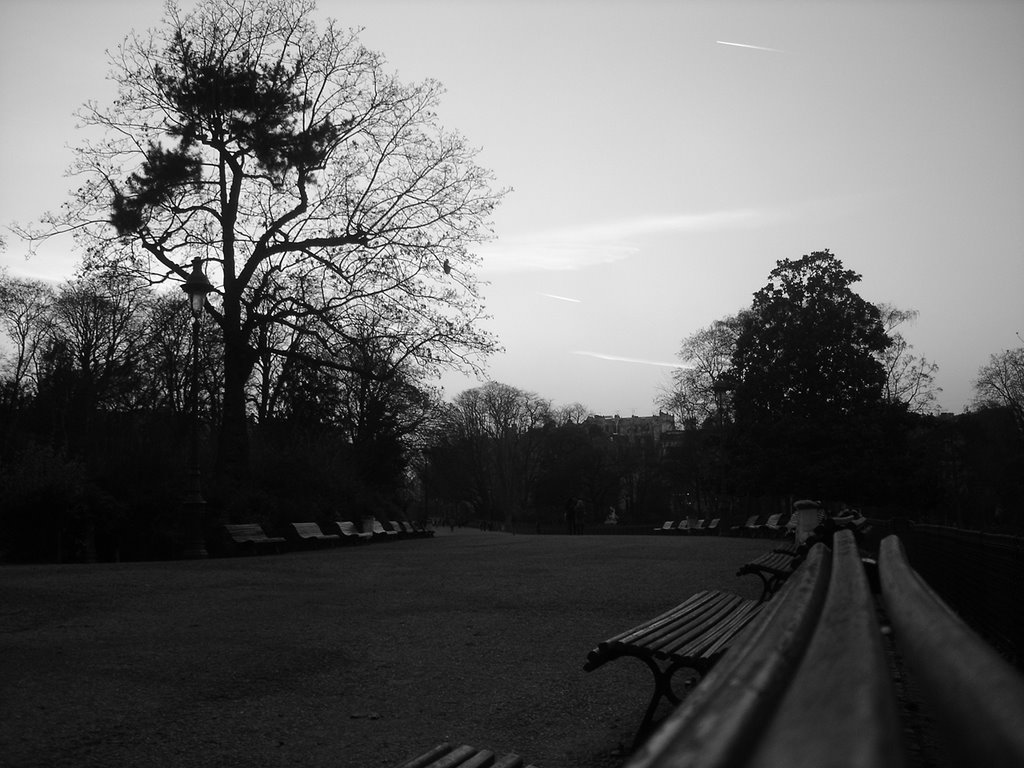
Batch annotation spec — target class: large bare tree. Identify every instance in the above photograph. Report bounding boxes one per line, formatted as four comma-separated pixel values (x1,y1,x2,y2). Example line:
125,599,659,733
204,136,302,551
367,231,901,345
657,313,744,428
974,347,1024,437
23,0,504,489
876,304,941,415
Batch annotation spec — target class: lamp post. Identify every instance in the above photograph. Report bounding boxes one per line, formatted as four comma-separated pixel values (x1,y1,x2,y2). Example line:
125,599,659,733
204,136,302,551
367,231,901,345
711,374,735,517
181,257,214,559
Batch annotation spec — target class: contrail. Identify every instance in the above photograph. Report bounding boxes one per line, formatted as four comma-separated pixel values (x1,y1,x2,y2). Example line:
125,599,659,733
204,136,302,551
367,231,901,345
540,293,582,303
716,40,786,53
573,351,691,369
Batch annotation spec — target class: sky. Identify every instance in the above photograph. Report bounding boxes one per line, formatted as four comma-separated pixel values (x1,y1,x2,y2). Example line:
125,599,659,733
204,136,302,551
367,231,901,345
2,0,1023,417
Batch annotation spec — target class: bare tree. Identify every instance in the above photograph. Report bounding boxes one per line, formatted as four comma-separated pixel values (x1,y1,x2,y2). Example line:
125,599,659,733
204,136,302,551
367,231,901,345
876,304,942,414
22,0,504,489
437,382,552,528
974,347,1024,435
47,274,150,414
0,271,55,404
658,313,744,427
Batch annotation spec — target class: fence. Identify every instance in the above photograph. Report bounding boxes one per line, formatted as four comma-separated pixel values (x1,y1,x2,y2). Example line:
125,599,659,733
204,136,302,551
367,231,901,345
901,523,1024,666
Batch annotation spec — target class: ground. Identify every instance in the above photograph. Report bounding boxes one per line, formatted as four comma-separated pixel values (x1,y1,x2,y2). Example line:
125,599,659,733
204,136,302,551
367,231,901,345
0,528,946,767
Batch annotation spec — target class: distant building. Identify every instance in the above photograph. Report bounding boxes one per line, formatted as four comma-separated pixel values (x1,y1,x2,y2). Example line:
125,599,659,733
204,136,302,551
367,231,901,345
584,412,676,441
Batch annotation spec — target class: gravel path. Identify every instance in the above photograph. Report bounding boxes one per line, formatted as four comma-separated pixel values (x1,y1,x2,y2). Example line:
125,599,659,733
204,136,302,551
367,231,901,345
0,529,774,768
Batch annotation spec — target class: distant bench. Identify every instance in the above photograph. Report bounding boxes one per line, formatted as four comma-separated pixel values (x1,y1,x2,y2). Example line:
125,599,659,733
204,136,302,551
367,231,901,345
622,530,1024,768
735,549,803,601
222,523,286,555
286,522,340,548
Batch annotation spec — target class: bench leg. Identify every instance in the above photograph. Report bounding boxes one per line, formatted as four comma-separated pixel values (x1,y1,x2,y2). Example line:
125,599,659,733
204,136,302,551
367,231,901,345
631,656,703,748
741,570,782,602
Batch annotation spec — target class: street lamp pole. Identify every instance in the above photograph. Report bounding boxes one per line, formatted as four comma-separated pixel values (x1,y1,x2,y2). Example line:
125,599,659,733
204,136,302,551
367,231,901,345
181,257,213,559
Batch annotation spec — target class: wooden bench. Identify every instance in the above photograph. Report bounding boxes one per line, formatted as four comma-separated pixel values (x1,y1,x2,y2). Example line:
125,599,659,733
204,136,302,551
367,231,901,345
333,520,372,543
393,742,538,768
222,523,287,554
625,531,897,767
735,549,801,601
371,518,399,540
728,515,759,537
622,529,1024,768
412,521,436,537
286,522,340,547
755,512,785,537
583,589,765,745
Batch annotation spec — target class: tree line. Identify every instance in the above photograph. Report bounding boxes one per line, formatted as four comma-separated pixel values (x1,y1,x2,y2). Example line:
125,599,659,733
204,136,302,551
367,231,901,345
3,249,1021,561
655,250,1024,530
2,0,502,561
3,0,1021,560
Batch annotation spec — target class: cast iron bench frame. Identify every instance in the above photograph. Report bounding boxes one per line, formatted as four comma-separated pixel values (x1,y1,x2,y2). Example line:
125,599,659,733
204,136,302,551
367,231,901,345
736,550,800,601
583,589,765,746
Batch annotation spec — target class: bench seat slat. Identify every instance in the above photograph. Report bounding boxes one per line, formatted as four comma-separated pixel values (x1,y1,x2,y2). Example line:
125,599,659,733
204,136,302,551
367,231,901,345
605,591,720,646
625,592,742,651
644,594,754,657
586,591,759,669
393,743,530,768
677,601,765,659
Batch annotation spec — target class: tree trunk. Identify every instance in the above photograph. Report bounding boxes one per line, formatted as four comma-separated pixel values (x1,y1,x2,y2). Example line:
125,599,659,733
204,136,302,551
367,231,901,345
217,323,254,502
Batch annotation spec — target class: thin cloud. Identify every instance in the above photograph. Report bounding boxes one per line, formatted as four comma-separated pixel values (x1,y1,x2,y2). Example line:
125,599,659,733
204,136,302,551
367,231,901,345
480,208,775,273
573,350,692,370
540,292,582,303
716,40,787,53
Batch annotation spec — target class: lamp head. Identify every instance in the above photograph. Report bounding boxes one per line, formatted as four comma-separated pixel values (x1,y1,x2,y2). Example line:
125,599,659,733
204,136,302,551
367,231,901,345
181,257,213,317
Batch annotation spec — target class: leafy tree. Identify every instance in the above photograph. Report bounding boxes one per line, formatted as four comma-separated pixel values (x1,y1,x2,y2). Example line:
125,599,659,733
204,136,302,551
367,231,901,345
730,250,892,497
26,0,504,492
732,250,890,424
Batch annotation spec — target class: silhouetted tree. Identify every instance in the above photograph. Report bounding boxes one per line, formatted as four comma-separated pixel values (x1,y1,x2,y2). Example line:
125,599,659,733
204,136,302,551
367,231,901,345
431,382,552,528
733,251,890,423
658,313,745,427
876,303,941,414
730,251,892,497
0,272,53,407
26,0,503,493
974,347,1024,439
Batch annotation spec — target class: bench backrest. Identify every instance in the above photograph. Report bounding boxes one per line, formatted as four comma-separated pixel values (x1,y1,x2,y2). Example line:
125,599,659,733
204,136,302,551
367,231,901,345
291,522,325,536
336,521,363,536
880,535,1024,768
224,523,268,539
